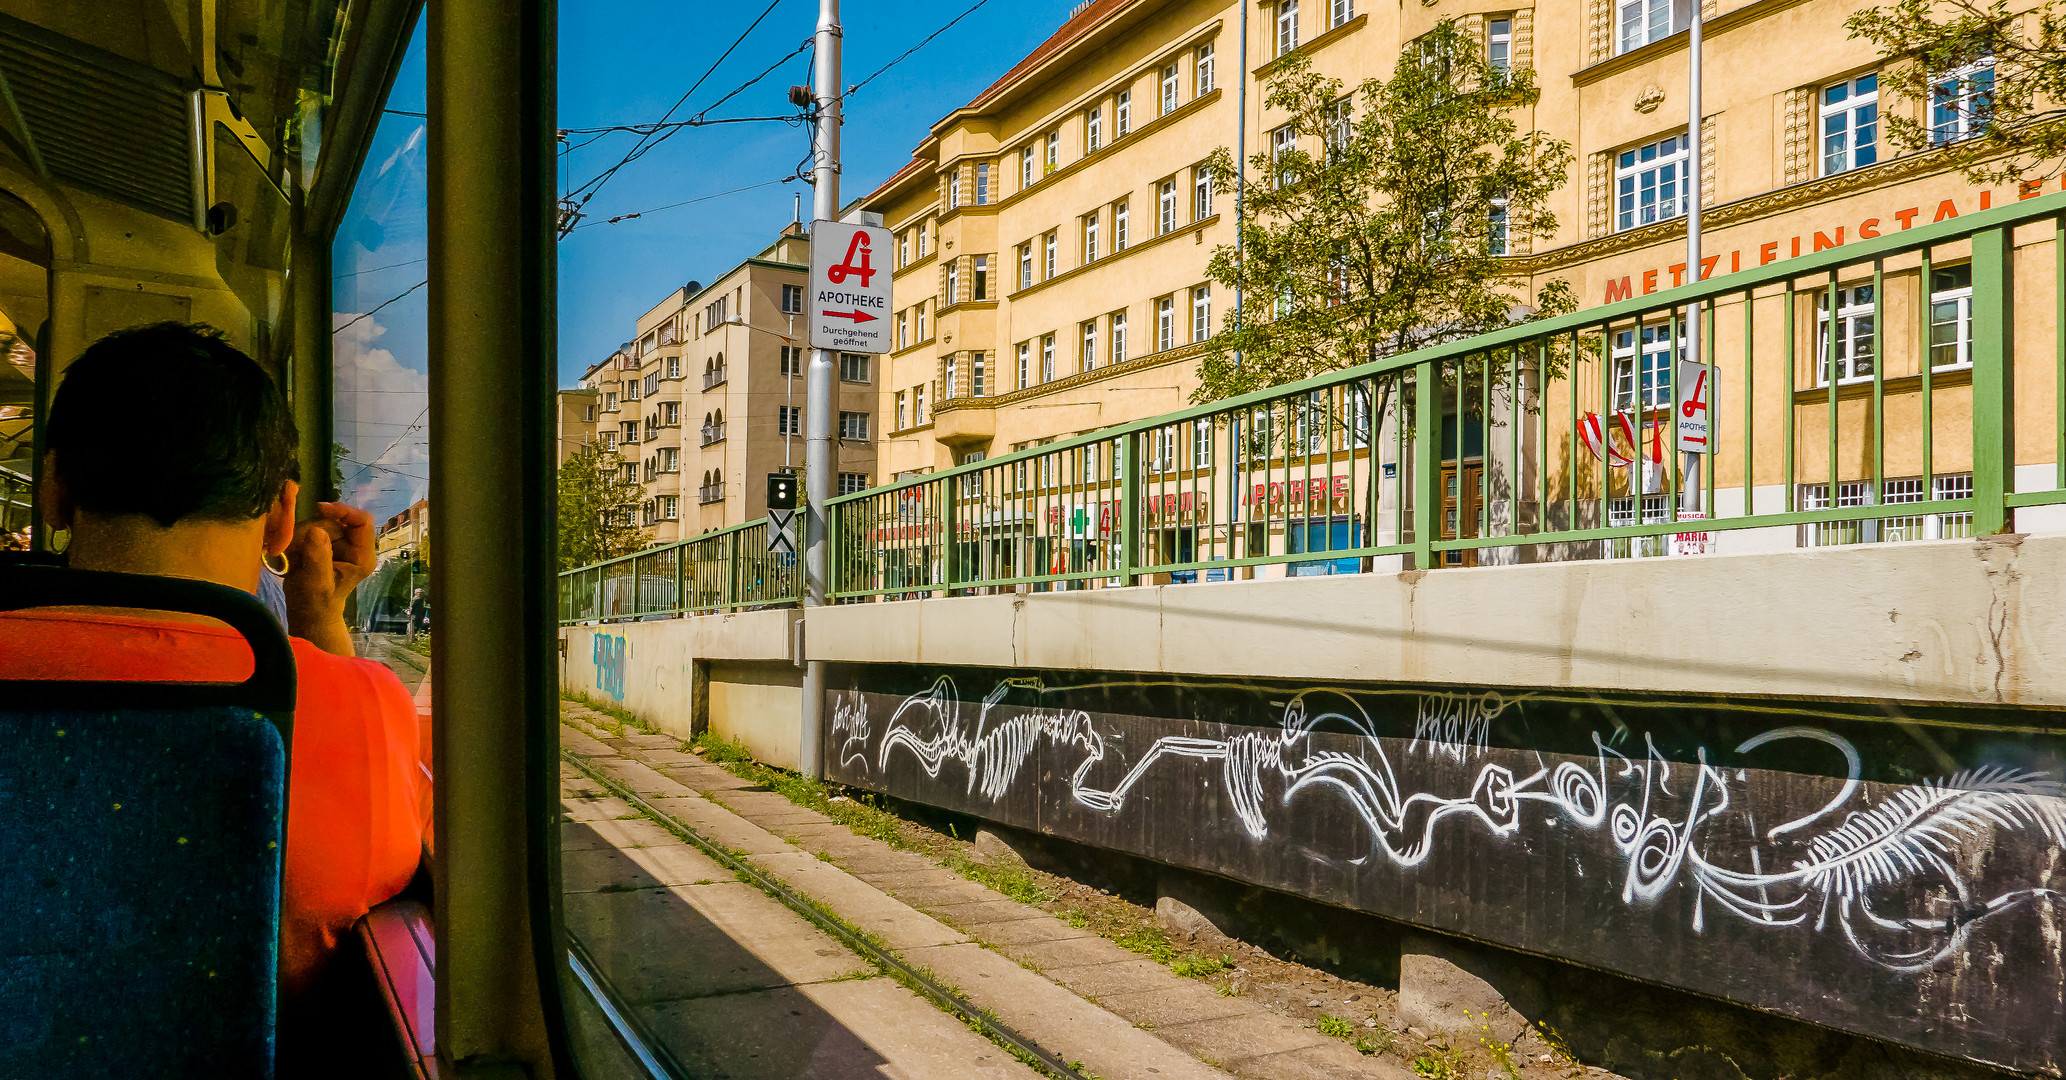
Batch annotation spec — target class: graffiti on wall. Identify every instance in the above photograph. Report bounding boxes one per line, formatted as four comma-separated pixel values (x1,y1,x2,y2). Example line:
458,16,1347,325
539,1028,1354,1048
824,668,2066,1075
593,634,626,700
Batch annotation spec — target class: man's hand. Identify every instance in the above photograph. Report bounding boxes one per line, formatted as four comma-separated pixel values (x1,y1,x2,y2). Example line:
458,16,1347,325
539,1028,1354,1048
283,501,376,657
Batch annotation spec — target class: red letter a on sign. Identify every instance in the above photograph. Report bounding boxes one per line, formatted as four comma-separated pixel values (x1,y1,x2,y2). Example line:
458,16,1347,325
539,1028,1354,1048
828,233,876,287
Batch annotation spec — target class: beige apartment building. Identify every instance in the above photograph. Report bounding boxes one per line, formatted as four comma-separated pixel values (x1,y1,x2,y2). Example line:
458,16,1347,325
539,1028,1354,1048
560,227,879,546
863,0,2062,558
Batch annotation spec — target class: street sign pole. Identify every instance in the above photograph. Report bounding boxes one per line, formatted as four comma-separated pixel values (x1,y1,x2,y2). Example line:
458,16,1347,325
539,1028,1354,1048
800,0,841,780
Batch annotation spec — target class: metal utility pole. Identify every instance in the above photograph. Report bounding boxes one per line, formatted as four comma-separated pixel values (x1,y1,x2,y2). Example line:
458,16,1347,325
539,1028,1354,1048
799,0,841,779
1683,2,1704,513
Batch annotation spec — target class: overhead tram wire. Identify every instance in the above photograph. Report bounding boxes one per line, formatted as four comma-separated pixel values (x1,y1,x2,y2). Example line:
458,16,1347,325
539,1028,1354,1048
567,178,797,232
558,0,793,234
332,279,427,335
838,0,996,103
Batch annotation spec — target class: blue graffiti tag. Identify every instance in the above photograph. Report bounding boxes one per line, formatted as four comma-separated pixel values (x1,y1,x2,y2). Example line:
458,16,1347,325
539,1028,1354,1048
593,634,626,700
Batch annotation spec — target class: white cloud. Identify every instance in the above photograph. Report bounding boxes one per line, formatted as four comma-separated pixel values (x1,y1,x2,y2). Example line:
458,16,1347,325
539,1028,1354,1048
332,312,429,523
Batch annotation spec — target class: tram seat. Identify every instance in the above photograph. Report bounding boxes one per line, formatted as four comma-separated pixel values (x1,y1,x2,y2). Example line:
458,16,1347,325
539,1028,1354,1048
0,564,296,1079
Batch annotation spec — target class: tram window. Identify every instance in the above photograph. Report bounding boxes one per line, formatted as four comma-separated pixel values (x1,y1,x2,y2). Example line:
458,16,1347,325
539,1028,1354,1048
0,191,50,550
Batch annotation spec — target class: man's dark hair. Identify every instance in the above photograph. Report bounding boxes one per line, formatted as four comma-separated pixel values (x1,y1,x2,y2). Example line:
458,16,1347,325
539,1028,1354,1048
47,322,300,526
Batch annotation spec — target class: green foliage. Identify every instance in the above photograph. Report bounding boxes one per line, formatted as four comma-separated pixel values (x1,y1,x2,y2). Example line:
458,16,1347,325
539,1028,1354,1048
1847,0,2066,184
1194,21,1575,405
1477,1011,1523,1079
1354,1029,1397,1056
1317,1014,1356,1039
557,443,646,570
691,732,755,765
1170,952,1234,978
330,441,349,500
1410,1040,1468,1079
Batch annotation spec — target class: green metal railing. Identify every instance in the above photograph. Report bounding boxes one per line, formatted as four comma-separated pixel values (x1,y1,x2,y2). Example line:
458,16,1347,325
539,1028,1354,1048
561,190,2066,621
558,516,799,623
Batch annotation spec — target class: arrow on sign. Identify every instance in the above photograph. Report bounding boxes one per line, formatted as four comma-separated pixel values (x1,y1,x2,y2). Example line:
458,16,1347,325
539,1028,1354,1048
819,309,877,324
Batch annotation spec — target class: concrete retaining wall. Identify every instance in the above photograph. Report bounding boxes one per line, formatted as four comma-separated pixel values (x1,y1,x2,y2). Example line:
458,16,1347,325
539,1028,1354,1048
560,609,803,768
805,533,2066,707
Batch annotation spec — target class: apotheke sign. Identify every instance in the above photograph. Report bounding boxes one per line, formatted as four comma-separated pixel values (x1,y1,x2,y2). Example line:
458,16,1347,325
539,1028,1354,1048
808,219,893,354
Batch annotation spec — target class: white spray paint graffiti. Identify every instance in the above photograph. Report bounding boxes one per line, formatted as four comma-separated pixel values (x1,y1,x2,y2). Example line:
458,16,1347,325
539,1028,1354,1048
841,677,2066,972
1408,690,1505,763
830,688,871,768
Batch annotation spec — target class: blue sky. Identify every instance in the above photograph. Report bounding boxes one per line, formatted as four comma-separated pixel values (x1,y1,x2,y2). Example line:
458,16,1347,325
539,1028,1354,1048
557,0,1080,384
330,1,1076,522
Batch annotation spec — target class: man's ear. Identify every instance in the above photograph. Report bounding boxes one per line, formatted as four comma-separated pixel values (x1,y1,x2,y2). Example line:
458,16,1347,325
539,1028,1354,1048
38,451,72,530
264,480,300,555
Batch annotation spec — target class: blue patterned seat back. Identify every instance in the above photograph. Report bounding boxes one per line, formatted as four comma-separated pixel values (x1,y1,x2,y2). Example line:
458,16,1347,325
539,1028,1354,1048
1,565,297,1079
0,705,286,1077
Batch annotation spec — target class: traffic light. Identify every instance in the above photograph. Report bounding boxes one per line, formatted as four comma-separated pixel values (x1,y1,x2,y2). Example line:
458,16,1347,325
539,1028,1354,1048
767,472,798,510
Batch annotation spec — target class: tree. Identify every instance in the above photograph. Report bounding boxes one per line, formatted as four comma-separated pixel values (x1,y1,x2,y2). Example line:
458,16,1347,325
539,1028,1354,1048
1847,0,2066,185
557,445,645,569
1193,21,1576,406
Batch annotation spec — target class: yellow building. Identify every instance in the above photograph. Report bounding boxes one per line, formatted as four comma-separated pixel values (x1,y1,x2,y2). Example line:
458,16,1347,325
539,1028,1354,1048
561,227,880,547
861,0,2062,571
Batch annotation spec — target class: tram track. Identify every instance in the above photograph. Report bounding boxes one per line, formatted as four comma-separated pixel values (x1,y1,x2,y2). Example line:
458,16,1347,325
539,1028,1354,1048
560,748,1094,1080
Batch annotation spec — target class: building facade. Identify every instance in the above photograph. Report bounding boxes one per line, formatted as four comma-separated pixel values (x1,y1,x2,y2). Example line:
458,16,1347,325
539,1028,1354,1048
862,0,2062,567
560,227,880,547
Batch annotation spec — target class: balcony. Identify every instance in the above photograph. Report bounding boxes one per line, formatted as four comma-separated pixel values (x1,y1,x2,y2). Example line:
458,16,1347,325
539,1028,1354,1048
698,482,725,504
704,368,727,390
701,423,726,446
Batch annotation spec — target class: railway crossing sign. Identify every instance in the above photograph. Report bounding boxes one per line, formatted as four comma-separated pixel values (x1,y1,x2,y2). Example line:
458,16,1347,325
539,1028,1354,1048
807,219,893,354
766,509,797,555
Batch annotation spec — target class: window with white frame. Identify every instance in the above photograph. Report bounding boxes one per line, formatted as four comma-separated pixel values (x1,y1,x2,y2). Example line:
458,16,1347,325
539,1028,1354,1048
1191,422,1213,469
1158,180,1177,234
1815,283,1876,385
898,231,910,267
1157,297,1175,351
1931,59,1994,144
1114,200,1130,250
915,384,926,422
894,390,907,430
896,311,908,349
946,260,960,304
943,357,958,399
974,163,990,204
660,447,679,471
1043,231,1057,278
840,352,870,382
1487,197,1509,255
1820,73,1879,176
917,221,929,256
1277,0,1300,55
778,405,800,436
661,401,679,425
1044,131,1060,171
1615,133,1689,231
1487,16,1512,71
1192,286,1211,342
1021,145,1036,187
1085,106,1102,152
839,473,869,494
1018,243,1033,290
972,353,986,396
1618,0,1670,54
948,170,962,209
1929,264,1973,370
1115,90,1132,136
1323,99,1352,162
1041,334,1056,382
1610,323,1678,411
1196,43,1215,95
659,495,678,519
1161,63,1181,114
1193,167,1213,220
1332,0,1354,29
839,412,869,440
972,254,989,300
666,357,681,378
1272,124,1297,186
1081,320,1098,371
1150,426,1177,472
1017,342,1031,388
1083,213,1100,262
915,303,927,340
1111,311,1128,364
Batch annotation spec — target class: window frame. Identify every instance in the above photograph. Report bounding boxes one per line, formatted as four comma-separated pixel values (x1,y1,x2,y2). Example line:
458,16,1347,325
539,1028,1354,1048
1814,283,1877,386
1160,63,1181,114
1928,263,1974,372
1196,43,1216,95
1614,132,1689,232
1930,57,1995,144
1819,72,1880,177
1277,0,1300,56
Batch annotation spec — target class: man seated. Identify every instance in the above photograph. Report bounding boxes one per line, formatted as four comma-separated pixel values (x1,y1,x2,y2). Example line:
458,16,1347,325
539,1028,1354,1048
0,322,429,998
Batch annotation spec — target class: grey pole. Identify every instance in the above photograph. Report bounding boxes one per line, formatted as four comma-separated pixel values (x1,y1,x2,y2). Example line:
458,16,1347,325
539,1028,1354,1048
799,0,841,779
1684,0,1703,513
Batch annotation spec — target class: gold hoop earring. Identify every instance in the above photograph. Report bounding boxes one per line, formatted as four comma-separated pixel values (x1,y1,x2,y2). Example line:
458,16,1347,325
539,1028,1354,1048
263,551,290,579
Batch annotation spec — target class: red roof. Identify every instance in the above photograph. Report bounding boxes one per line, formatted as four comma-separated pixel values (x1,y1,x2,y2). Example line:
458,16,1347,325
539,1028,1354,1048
864,0,1137,205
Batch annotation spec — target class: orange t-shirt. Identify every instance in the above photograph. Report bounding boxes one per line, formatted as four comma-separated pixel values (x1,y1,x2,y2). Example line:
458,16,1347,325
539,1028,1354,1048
0,610,430,994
